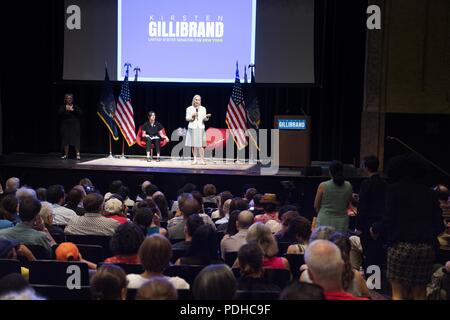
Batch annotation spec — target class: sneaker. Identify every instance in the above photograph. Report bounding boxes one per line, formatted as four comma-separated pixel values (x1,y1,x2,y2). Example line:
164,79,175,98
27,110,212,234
147,157,152,162
156,157,160,162
61,155,68,160
191,159,197,165
200,160,206,165
76,155,81,160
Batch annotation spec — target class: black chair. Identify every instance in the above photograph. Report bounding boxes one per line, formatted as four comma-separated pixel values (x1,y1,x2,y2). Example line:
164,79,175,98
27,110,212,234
0,259,21,278
231,267,241,279
26,244,52,260
65,235,112,257
264,268,292,289
32,284,91,300
76,244,104,263
50,233,66,244
164,265,204,285
29,260,90,286
171,248,188,264
277,242,292,256
234,290,280,300
177,289,193,300
284,254,305,280
98,262,144,274
170,238,184,245
224,252,238,267
53,224,66,231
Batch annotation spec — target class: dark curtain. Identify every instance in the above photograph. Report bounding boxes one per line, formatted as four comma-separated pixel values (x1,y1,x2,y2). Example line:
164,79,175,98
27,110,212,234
1,0,367,164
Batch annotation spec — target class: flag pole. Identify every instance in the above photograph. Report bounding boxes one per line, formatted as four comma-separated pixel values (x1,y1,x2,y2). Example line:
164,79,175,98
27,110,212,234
108,134,113,158
120,139,126,159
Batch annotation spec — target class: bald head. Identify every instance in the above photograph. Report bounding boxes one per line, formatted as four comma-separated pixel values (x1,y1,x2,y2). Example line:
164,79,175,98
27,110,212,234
305,240,343,289
238,210,254,229
180,198,200,218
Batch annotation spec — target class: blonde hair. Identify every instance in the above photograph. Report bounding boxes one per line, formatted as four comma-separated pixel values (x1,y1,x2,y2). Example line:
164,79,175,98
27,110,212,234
192,95,201,106
38,201,54,225
246,222,279,258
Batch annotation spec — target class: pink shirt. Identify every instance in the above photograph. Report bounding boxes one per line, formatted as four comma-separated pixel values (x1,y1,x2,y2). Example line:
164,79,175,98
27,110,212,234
263,256,285,269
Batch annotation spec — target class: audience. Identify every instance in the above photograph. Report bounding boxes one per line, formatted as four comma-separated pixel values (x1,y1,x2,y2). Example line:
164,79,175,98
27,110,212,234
193,264,236,300
91,264,128,300
211,191,233,219
286,217,312,254
65,193,119,236
104,222,144,264
221,210,253,259
304,240,368,300
279,282,325,300
203,184,219,207
38,201,64,237
0,194,20,225
168,197,200,240
0,238,35,279
127,234,189,290
152,191,171,221
103,197,128,224
36,188,47,201
245,223,290,270
64,188,86,216
254,193,280,224
172,214,204,252
135,277,178,300
15,187,37,202
275,211,302,243
314,160,353,233
4,177,20,195
55,242,97,269
249,193,264,216
47,185,77,225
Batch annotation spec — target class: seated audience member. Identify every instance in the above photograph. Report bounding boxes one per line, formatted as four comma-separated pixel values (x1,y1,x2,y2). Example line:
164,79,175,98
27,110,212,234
127,234,189,290
36,188,47,202
64,188,86,216
0,273,30,297
104,180,123,201
135,277,178,300
193,264,236,300
133,207,155,236
0,210,13,230
104,222,145,264
79,178,95,194
217,198,249,230
279,282,325,300
167,193,191,230
65,193,119,236
192,190,206,214
244,188,258,206
169,184,197,214
152,191,172,222
47,185,77,225
133,198,167,236
135,180,151,202
55,242,97,270
220,210,239,237
221,210,253,259
15,187,37,203
214,198,232,226
245,223,289,270
0,198,54,255
176,224,222,266
275,211,301,243
202,184,219,208
91,264,128,300
4,177,20,195
249,193,265,216
211,191,233,219
103,197,128,225
286,217,312,254
172,214,204,252
304,240,368,300
275,205,300,237
117,185,135,209
38,201,64,237
0,238,36,279
0,194,20,225
144,183,159,199
254,194,280,224
236,243,281,292
168,197,200,240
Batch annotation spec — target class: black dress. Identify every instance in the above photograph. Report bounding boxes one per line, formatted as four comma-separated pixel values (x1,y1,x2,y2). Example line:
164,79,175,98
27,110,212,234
58,104,82,149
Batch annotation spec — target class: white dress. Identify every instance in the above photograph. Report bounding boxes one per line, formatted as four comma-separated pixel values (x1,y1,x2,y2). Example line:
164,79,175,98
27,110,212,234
185,105,207,147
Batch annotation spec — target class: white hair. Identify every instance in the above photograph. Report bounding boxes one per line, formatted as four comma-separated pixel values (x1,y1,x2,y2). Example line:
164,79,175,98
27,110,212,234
305,240,343,282
5,177,20,191
38,201,54,225
192,94,201,105
15,187,37,202
0,288,45,300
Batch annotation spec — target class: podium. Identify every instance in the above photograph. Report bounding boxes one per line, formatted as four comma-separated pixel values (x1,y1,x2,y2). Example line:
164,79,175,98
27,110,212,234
274,115,311,167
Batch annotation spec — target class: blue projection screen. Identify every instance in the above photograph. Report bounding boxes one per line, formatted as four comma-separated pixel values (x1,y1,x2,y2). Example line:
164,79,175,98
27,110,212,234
118,0,256,83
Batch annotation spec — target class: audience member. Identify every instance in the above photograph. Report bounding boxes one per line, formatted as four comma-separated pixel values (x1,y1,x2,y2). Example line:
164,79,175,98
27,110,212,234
103,197,128,224
104,222,144,264
254,194,280,224
55,242,97,270
193,264,236,300
91,264,128,300
135,277,178,300
172,214,204,252
36,188,47,201
221,210,253,259
47,185,77,225
211,191,233,219
279,282,325,300
0,194,20,225
286,217,312,254
38,201,64,236
64,188,86,216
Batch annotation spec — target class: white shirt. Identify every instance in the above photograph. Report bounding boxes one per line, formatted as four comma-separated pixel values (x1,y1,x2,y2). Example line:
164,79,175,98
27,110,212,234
52,204,77,225
126,274,190,290
185,105,207,129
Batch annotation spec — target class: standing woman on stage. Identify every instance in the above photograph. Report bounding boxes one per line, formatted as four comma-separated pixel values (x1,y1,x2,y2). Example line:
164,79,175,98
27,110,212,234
58,93,82,160
185,95,211,165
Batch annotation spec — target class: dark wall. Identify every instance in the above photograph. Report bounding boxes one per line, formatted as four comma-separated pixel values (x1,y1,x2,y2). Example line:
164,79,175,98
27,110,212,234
0,0,368,164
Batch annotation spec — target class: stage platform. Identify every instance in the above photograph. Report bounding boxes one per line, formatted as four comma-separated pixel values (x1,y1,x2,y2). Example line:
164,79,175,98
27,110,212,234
0,153,365,219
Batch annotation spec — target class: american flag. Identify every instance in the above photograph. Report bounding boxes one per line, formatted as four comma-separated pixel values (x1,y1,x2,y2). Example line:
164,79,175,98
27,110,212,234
226,63,248,150
114,70,136,146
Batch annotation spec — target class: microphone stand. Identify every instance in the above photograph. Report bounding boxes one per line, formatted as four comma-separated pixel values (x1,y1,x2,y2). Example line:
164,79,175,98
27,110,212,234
387,136,450,178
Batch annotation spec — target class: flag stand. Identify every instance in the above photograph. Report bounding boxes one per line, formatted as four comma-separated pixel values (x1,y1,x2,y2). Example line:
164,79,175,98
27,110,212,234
107,134,114,158
120,139,126,159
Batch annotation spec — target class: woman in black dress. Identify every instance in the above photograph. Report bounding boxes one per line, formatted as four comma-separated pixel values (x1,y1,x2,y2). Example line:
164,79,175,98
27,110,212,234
59,93,82,159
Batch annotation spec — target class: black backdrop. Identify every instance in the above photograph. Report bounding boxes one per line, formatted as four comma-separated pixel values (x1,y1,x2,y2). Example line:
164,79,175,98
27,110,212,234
0,0,367,164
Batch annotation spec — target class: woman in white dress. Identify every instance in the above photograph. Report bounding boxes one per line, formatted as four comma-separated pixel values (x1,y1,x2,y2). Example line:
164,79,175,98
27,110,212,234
185,95,211,164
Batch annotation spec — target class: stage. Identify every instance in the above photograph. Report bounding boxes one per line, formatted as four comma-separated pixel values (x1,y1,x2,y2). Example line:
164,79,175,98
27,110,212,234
0,153,364,220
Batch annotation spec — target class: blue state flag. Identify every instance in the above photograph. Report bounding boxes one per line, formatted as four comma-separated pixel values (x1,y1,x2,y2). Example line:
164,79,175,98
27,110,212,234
97,68,119,140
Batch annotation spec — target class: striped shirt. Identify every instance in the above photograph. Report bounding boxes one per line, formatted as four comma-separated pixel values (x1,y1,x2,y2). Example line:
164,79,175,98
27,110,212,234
64,212,119,236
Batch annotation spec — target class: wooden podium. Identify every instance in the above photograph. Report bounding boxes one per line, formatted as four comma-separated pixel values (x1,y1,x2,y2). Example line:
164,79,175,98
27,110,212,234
274,115,311,167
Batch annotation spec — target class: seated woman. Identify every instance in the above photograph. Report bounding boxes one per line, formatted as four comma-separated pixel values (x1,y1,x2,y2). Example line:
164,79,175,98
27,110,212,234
104,222,144,264
286,217,312,254
236,243,281,292
135,277,178,300
141,110,169,162
126,234,190,290
176,224,222,266
91,264,128,300
132,199,167,236
193,264,236,300
244,222,290,270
